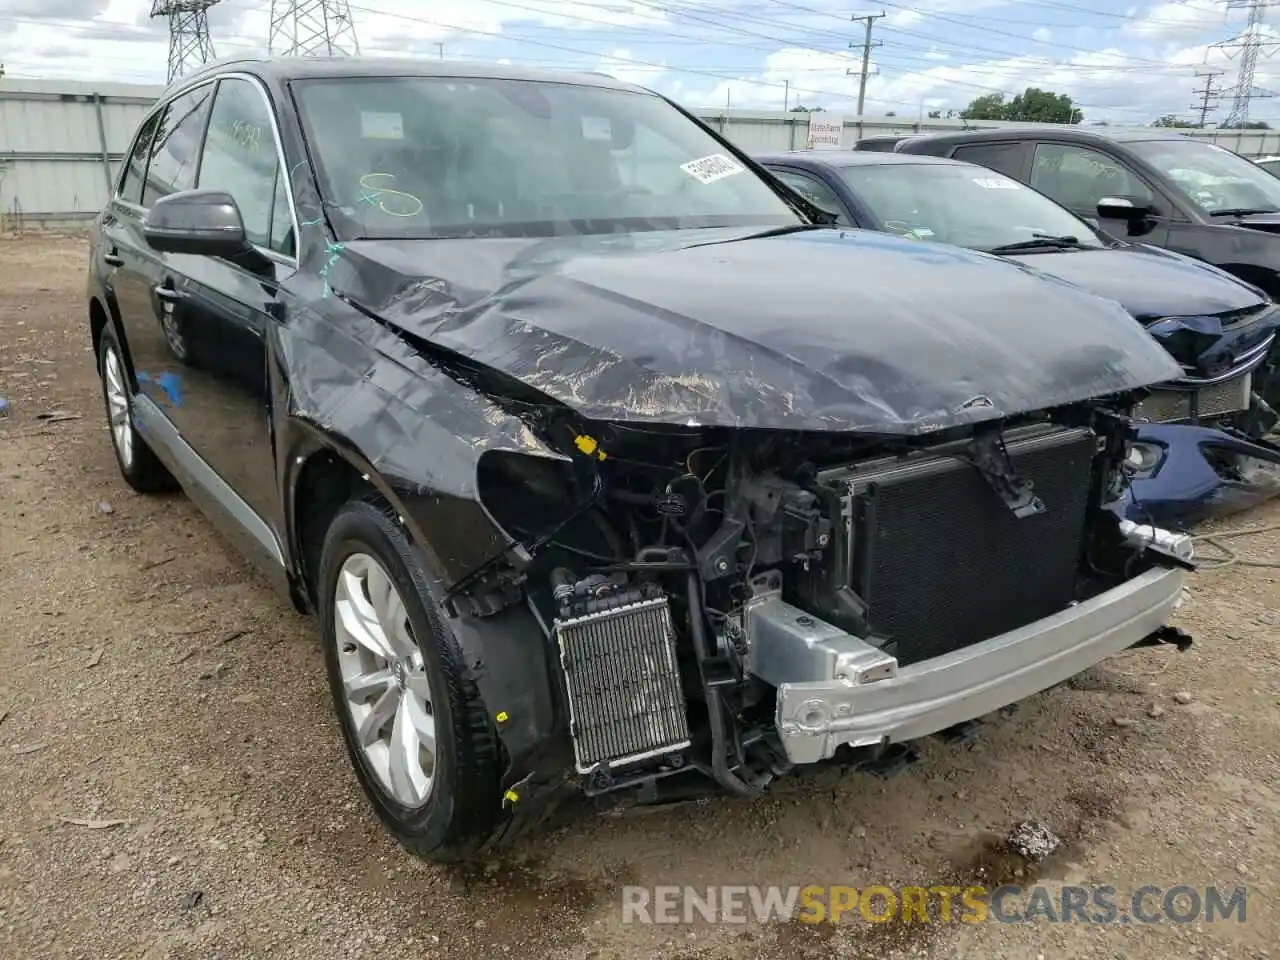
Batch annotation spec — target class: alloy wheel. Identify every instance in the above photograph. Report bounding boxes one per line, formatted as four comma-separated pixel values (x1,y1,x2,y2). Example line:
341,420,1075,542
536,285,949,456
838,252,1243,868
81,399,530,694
103,345,134,469
334,552,438,807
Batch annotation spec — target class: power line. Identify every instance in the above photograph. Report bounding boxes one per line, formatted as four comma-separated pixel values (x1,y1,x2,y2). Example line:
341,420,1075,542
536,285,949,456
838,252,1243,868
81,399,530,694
1192,67,1226,125
849,12,884,116
150,0,220,83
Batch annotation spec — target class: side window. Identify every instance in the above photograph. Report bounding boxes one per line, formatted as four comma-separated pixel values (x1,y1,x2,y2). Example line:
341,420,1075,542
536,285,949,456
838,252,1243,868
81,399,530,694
198,77,289,253
1030,143,1153,211
951,142,1027,180
141,85,215,208
770,169,847,221
119,111,161,204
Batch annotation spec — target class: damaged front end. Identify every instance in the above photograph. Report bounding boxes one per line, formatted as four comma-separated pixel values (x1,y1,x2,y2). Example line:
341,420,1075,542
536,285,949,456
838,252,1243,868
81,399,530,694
453,398,1193,812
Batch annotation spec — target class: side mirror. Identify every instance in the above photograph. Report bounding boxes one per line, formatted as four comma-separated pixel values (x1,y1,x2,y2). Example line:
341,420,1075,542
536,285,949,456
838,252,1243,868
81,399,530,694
1096,195,1154,222
143,190,252,258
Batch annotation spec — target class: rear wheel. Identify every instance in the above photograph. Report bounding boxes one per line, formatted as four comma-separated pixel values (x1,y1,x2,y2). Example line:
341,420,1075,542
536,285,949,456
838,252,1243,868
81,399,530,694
318,498,504,861
97,323,176,493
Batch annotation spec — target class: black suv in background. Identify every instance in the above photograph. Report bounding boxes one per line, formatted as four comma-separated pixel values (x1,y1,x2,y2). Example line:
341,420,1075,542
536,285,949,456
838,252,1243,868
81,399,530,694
896,128,1280,300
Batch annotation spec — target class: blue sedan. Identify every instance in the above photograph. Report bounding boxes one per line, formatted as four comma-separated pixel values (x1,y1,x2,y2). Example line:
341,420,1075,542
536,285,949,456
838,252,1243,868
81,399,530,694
756,149,1280,526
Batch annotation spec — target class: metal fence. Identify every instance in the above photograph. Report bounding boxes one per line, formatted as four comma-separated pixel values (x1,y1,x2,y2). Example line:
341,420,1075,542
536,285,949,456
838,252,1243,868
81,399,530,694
3,75,1279,228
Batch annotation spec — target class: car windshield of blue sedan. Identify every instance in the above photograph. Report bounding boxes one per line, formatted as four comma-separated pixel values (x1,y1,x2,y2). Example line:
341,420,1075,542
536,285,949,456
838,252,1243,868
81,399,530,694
1126,138,1280,215
292,76,802,239
834,162,1105,251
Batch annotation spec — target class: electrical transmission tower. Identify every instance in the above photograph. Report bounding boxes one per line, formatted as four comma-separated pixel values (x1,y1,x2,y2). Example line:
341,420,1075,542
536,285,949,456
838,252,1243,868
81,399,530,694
1214,0,1280,127
150,1,219,83
269,0,361,57
1192,68,1226,126
846,11,885,117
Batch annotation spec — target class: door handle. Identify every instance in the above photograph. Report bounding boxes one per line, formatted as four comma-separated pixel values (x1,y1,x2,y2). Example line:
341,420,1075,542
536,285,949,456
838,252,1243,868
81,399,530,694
154,285,189,303
104,252,124,267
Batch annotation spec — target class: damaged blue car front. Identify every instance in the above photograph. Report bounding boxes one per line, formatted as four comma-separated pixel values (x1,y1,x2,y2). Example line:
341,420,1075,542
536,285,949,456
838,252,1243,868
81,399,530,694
756,148,1280,527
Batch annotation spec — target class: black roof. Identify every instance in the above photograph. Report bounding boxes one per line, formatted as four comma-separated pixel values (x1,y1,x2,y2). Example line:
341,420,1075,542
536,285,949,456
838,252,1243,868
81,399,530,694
176,54,644,93
754,149,960,167
899,125,1196,148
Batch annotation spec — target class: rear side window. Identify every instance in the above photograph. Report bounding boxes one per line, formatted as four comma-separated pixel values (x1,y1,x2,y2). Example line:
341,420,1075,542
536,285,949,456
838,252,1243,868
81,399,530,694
141,85,215,208
951,142,1027,180
119,112,161,205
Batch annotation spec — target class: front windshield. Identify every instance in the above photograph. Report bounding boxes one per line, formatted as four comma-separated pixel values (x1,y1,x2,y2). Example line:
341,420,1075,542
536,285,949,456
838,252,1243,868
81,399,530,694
292,76,801,240
1127,138,1280,214
835,161,1104,251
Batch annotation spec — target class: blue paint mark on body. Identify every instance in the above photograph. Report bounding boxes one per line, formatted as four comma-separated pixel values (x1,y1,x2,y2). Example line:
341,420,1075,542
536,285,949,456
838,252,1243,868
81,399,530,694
136,370,185,407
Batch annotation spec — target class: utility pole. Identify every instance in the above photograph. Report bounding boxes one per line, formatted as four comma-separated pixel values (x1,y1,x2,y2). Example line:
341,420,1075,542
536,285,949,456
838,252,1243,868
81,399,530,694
848,11,884,117
1192,68,1226,127
150,1,220,83
269,0,360,57
1214,0,1280,127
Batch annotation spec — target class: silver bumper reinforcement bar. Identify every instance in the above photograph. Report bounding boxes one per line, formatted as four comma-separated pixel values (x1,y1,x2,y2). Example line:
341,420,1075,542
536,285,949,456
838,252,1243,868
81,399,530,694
748,566,1188,765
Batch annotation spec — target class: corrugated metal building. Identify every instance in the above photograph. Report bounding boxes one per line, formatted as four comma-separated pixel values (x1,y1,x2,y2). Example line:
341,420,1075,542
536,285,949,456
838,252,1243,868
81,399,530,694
3,74,1279,227
0,79,159,228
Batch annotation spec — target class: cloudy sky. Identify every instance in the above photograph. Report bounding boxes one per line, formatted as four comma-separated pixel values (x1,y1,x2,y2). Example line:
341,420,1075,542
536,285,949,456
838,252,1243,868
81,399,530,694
2,0,1279,124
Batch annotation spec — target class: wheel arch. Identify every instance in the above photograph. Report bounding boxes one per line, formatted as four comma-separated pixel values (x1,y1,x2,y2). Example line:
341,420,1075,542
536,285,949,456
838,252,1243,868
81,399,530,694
283,417,568,806
89,290,139,389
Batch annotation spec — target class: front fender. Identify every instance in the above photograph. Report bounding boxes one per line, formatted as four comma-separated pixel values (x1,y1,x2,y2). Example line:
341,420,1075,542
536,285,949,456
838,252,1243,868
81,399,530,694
273,296,570,795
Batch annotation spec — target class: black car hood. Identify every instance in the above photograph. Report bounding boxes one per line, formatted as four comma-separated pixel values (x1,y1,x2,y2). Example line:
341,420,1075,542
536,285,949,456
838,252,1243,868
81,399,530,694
1001,244,1265,322
1001,243,1279,377
336,226,1183,435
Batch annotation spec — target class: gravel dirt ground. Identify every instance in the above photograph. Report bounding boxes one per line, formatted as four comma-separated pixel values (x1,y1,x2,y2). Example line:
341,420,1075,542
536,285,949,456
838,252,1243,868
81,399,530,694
1,234,1278,960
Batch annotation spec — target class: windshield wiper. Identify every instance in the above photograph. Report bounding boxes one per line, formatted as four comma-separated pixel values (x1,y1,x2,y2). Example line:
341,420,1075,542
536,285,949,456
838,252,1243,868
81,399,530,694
985,233,1083,254
1209,207,1280,217
681,222,829,249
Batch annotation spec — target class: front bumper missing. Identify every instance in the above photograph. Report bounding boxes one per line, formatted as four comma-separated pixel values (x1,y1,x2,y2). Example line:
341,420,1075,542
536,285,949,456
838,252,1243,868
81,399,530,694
770,566,1187,765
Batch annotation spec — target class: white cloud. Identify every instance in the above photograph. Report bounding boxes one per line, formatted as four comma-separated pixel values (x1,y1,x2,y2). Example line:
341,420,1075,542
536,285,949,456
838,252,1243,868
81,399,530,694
4,0,1280,127
596,48,666,86
1125,1,1238,41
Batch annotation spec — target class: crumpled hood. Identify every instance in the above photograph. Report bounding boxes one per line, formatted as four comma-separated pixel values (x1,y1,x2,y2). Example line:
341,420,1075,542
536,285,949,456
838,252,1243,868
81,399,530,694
337,226,1183,435
1002,244,1266,322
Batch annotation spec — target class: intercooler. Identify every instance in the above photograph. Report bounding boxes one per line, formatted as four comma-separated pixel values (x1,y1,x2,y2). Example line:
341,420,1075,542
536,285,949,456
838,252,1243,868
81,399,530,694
554,597,692,774
821,426,1098,666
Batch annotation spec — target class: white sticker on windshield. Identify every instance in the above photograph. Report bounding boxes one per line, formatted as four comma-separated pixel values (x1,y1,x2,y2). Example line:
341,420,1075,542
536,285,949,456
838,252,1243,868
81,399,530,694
361,112,405,140
681,153,746,184
582,116,613,141
973,177,1018,189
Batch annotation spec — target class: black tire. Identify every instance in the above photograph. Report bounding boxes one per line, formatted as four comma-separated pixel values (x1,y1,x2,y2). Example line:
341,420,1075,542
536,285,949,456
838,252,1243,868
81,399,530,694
317,498,504,862
97,322,177,494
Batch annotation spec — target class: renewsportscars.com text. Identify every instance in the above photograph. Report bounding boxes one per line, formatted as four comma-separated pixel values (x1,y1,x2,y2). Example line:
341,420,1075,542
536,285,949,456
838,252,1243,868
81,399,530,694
621,884,1248,926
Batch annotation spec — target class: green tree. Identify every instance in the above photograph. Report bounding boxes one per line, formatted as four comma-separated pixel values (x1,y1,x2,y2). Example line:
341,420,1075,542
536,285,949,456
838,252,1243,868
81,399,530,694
960,92,1007,120
788,104,825,112
1152,114,1197,128
1220,119,1272,129
961,87,1081,124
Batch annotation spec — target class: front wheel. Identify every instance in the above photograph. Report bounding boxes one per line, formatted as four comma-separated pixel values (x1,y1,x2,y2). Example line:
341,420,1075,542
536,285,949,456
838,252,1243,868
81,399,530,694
317,498,505,861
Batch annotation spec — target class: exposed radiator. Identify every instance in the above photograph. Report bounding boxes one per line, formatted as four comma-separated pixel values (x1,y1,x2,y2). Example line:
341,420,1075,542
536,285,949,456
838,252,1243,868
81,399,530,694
825,426,1097,666
1135,373,1252,424
555,597,692,774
